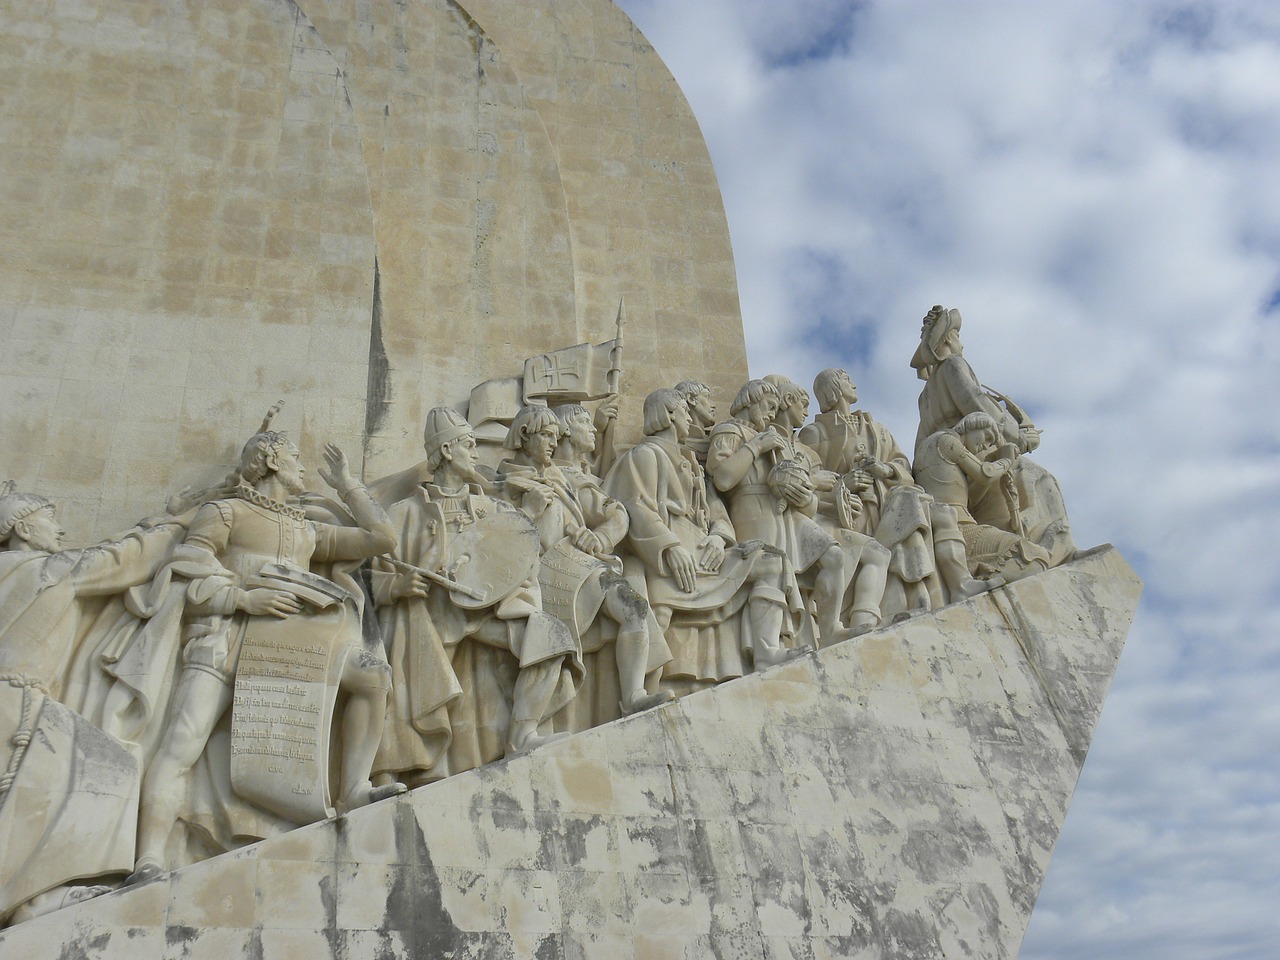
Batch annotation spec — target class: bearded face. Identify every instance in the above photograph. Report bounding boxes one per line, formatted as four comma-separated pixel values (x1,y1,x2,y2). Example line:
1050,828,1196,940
16,506,63,553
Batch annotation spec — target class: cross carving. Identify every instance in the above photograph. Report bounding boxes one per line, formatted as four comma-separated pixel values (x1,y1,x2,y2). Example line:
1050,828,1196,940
532,355,580,388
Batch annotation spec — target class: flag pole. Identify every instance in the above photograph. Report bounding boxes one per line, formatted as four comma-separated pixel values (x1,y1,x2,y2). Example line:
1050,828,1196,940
596,298,626,476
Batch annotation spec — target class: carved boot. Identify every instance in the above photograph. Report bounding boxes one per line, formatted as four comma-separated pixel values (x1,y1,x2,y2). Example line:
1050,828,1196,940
955,574,1002,599
124,858,166,887
507,722,570,757
621,689,675,715
339,779,407,813
848,607,880,636
754,641,809,668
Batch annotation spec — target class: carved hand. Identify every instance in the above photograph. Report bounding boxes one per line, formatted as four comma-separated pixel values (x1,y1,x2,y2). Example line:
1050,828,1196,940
776,476,814,507
842,469,873,493
167,485,197,515
697,534,726,573
318,442,356,492
811,469,839,493
573,527,604,556
751,431,788,456
594,394,620,431
394,570,432,600
983,458,1013,479
522,484,555,515
664,544,699,593
241,588,303,618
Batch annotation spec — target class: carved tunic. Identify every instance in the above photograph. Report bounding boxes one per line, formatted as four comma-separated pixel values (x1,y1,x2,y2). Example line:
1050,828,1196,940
914,430,1051,576
179,490,383,682
800,410,913,529
708,420,835,574
914,354,1020,458
801,410,959,585
606,435,800,683
915,354,1075,566
496,459,627,645
371,484,581,782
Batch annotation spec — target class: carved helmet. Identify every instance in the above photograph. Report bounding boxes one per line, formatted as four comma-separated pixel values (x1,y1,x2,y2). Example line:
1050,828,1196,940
910,304,963,374
0,481,53,542
422,407,473,459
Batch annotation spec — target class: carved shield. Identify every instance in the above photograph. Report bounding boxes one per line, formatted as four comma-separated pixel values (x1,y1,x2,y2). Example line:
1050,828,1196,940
443,509,540,609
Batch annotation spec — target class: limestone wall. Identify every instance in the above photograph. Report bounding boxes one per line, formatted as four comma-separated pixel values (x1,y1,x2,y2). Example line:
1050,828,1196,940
0,548,1141,959
0,0,748,542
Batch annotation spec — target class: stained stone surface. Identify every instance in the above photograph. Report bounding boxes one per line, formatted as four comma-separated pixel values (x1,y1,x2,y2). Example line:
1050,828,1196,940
0,546,1141,959
0,0,749,543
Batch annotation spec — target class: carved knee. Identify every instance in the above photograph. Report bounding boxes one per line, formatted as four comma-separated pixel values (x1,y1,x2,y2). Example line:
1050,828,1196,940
345,650,393,694
861,540,891,572
602,571,652,629
754,553,785,581
748,583,787,607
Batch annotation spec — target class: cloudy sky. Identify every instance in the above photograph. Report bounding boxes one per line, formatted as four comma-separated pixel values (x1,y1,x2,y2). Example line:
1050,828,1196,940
616,1,1280,957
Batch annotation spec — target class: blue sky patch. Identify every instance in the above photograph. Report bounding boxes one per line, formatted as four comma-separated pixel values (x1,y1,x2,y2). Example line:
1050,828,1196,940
759,1,866,69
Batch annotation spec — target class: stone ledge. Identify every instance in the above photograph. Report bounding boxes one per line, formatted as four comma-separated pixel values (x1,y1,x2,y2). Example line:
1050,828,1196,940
0,546,1140,959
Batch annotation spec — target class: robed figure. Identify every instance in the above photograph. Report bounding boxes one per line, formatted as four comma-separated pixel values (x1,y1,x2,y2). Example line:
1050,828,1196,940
371,408,582,788
606,389,805,695
0,485,185,922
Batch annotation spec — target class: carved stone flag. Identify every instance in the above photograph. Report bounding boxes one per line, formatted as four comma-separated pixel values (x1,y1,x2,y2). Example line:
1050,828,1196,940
522,338,619,403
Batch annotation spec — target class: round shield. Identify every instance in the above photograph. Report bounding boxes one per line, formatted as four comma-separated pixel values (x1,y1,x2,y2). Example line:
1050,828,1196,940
443,507,540,609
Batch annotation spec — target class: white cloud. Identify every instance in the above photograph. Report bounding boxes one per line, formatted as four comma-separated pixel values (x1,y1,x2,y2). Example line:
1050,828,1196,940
620,1,1280,957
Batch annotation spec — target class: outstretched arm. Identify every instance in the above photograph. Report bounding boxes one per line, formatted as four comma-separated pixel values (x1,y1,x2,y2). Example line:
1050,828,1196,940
315,443,398,559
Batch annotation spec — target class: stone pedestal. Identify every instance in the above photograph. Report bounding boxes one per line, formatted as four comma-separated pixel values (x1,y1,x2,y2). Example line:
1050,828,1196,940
0,547,1140,959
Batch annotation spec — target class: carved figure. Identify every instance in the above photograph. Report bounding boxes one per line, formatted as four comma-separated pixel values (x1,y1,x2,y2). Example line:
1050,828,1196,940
605,389,805,693
914,413,1052,584
762,376,889,637
673,380,717,463
371,408,582,788
0,484,185,922
496,405,671,731
128,427,404,884
799,369,990,615
911,305,1076,565
708,379,868,644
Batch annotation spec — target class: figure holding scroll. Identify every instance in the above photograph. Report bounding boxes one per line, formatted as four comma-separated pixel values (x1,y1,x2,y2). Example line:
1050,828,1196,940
128,420,404,884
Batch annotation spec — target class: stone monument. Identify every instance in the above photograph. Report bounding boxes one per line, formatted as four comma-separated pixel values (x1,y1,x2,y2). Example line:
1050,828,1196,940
0,2,1138,957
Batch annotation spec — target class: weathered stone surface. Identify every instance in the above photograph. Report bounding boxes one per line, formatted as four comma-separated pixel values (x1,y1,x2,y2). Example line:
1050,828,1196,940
0,0,749,543
0,546,1140,958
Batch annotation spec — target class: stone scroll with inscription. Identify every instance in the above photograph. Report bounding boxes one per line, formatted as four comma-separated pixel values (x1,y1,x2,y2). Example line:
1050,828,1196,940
229,590,353,824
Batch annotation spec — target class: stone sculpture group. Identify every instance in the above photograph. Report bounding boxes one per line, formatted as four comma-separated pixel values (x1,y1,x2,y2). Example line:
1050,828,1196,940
0,305,1075,925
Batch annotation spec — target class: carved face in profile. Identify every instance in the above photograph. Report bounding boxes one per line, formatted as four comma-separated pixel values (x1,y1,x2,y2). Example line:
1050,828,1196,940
269,443,307,496
687,391,716,429
670,398,692,443
444,432,479,475
523,421,562,467
837,371,858,406
565,410,596,454
15,505,64,553
962,427,999,461
747,394,779,432
777,391,809,429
